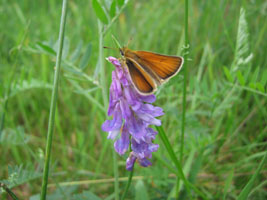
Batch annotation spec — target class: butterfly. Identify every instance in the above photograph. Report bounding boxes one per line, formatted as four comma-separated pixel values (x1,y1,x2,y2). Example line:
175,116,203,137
119,47,184,95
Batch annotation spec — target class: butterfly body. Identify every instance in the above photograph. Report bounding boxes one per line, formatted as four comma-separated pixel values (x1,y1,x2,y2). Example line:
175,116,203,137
120,47,184,95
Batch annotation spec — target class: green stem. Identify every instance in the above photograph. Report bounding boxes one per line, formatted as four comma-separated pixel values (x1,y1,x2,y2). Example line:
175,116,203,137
113,148,120,200
121,141,134,200
121,167,134,200
98,20,119,200
0,183,19,200
177,0,189,197
180,0,189,164
40,0,68,199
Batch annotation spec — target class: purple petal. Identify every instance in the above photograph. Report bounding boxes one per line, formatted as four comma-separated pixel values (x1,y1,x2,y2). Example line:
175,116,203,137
102,104,122,132
124,87,142,111
119,98,131,119
107,56,121,67
131,138,147,159
127,114,145,139
126,153,137,171
119,70,129,86
114,125,130,155
107,129,120,140
136,112,161,126
140,104,164,117
139,158,152,167
148,143,159,153
112,72,122,97
143,128,158,143
107,100,117,116
138,94,156,103
107,82,117,116
124,86,137,105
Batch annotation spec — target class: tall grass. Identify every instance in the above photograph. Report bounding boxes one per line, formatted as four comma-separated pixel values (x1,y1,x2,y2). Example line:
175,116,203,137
40,0,68,199
0,0,266,199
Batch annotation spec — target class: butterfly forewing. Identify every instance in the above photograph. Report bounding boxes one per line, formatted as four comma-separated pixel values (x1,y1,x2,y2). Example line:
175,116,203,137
128,50,183,81
125,59,156,94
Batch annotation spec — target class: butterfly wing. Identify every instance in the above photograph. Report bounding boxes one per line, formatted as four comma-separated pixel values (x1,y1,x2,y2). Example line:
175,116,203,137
125,58,157,94
128,50,183,82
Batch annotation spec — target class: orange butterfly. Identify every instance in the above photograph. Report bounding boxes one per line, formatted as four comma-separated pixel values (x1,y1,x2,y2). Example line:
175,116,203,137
119,47,184,95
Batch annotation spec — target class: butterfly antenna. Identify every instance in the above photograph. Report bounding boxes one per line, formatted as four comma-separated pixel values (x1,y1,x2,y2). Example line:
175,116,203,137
126,36,133,47
103,46,117,50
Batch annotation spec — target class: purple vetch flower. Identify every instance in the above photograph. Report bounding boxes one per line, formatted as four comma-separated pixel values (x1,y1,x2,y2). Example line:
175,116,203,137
101,56,164,170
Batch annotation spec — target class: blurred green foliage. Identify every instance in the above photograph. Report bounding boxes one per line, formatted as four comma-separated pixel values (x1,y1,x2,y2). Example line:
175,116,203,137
0,0,266,199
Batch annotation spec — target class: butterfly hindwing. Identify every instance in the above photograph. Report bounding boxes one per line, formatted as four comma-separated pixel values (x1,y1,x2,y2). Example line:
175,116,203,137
125,59,156,94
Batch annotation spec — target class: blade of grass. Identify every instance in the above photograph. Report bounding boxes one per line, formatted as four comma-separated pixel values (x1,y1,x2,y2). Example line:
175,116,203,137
40,0,68,199
156,126,207,199
223,168,234,200
237,152,267,200
180,150,203,200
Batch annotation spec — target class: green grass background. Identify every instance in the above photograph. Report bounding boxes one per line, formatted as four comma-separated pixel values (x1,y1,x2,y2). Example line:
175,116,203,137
0,0,266,199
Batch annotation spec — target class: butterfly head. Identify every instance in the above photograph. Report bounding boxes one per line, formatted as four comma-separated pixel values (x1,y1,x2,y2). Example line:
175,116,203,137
119,47,131,57
119,48,125,56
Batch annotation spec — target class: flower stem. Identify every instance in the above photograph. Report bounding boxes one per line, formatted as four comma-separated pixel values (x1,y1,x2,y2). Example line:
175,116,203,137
121,167,134,200
113,148,120,200
180,0,189,164
98,21,119,200
121,142,134,200
40,0,68,199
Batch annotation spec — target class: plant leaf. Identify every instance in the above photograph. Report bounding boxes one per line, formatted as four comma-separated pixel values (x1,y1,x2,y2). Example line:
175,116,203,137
92,0,108,24
71,40,83,62
223,169,234,200
62,37,70,59
256,82,265,93
260,69,267,86
1,165,42,189
117,0,124,7
237,70,245,86
135,180,149,200
251,66,260,83
110,0,116,18
36,42,56,55
79,43,92,70
9,79,53,98
223,66,234,83
0,126,29,145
